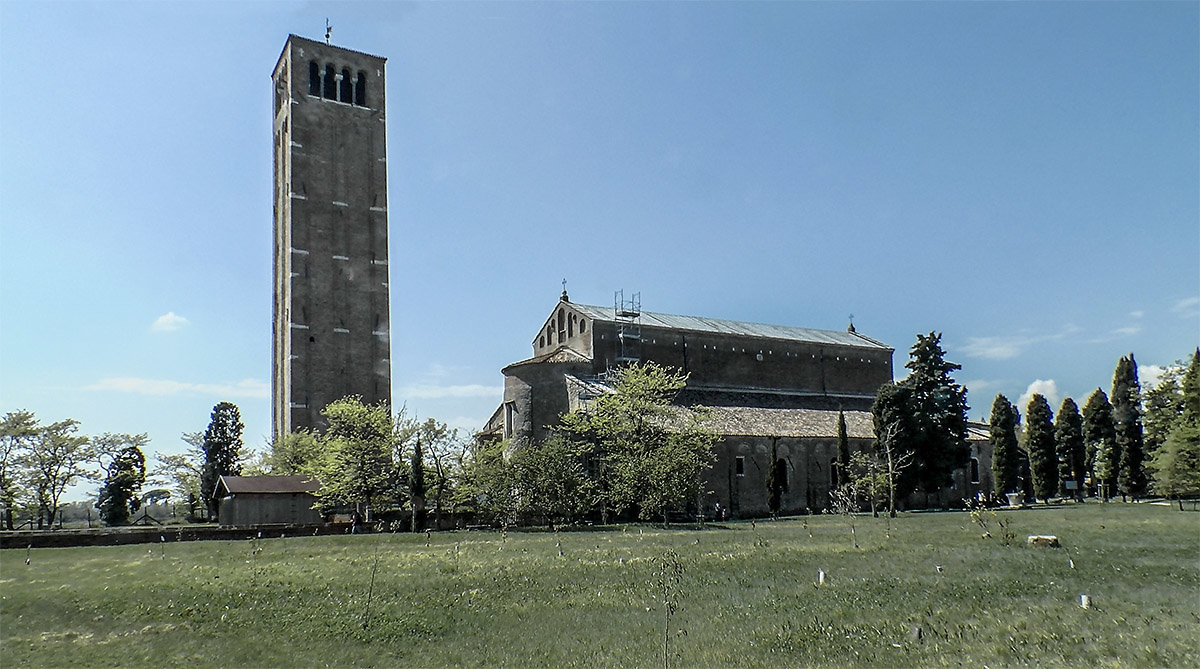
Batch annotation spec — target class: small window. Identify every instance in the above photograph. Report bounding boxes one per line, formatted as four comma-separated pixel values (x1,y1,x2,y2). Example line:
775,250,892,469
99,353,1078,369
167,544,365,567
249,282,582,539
970,458,980,484
323,64,336,99
308,61,321,96
580,319,586,333
539,336,545,348
504,401,516,439
355,71,367,106
339,68,353,102
735,456,745,477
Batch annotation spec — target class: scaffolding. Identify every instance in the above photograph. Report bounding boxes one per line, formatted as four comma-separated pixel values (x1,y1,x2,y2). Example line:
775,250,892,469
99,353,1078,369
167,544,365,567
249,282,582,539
613,289,642,366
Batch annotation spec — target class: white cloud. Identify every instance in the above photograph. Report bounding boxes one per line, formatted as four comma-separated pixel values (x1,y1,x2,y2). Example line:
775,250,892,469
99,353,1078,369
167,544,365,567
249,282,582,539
1139,365,1170,390
1172,296,1200,318
1129,310,1144,319
395,383,501,400
88,377,269,399
151,312,189,333
960,335,1031,360
1018,379,1060,412
960,325,1082,360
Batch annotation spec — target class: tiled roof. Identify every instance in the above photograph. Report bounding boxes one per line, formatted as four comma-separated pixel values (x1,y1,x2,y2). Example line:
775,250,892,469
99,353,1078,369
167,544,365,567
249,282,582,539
502,345,591,371
695,406,876,439
216,475,320,495
568,303,890,350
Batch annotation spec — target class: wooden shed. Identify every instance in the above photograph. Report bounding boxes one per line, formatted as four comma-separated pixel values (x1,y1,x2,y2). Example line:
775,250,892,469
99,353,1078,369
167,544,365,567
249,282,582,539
214,475,322,527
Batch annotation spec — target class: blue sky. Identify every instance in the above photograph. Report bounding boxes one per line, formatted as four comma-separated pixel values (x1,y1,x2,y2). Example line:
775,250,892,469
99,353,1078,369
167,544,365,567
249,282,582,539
1,2,1197,497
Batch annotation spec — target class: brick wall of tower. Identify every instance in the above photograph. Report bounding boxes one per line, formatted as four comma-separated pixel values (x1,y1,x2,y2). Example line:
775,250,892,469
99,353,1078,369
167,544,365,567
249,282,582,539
272,35,390,439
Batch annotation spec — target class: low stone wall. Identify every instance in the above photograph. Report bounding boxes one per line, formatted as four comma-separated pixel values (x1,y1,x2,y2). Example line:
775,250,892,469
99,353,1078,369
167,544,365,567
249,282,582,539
0,524,338,550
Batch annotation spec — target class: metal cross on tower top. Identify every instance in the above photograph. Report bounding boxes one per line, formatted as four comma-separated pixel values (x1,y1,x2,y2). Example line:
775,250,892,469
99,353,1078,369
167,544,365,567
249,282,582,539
325,19,332,45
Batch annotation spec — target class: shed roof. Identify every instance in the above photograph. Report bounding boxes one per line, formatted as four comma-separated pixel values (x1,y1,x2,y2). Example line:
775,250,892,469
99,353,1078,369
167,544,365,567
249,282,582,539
215,475,320,496
568,303,890,350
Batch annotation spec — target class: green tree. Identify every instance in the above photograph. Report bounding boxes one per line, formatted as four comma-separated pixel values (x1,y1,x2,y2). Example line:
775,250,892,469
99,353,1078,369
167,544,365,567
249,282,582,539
0,410,38,529
1025,394,1056,502
21,418,94,528
871,382,916,516
153,432,205,519
200,402,244,517
95,435,147,526
1054,398,1085,499
510,435,592,528
264,429,322,476
559,362,717,525
1147,349,1200,507
409,437,426,531
835,409,851,485
989,394,1020,497
873,332,969,503
456,438,518,527
1083,389,1118,500
314,396,397,518
1143,362,1185,457
1112,354,1147,500
396,414,461,530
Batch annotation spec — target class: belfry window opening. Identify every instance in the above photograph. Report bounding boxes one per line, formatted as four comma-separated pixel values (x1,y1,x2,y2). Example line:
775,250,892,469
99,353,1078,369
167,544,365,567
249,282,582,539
307,60,369,107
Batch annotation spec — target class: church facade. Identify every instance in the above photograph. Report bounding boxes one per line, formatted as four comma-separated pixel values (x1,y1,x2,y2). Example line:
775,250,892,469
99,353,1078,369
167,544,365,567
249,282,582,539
484,293,995,516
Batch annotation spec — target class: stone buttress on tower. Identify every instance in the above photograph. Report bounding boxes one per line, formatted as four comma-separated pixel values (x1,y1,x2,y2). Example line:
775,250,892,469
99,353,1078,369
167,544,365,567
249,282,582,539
271,35,391,439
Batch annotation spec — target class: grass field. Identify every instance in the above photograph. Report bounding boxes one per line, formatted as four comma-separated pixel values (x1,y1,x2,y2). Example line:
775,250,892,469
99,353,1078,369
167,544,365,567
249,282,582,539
2,503,1197,667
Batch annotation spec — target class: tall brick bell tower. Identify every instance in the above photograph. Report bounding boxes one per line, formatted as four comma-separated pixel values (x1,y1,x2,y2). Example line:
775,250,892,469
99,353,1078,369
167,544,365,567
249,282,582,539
272,35,391,440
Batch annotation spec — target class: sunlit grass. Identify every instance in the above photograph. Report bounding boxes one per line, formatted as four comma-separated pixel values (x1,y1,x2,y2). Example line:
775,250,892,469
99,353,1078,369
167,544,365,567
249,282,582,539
2,504,1197,667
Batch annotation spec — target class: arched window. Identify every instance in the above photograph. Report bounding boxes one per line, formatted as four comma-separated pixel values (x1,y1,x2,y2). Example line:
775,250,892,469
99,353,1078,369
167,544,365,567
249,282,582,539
323,64,336,99
355,71,367,106
970,458,980,484
308,61,321,96
339,68,353,103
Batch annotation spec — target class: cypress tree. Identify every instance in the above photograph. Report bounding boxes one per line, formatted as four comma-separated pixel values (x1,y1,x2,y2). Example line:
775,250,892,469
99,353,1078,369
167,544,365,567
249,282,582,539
200,402,244,518
989,394,1020,497
1112,354,1147,500
1083,389,1118,500
1025,394,1057,502
836,409,850,485
1054,398,1085,499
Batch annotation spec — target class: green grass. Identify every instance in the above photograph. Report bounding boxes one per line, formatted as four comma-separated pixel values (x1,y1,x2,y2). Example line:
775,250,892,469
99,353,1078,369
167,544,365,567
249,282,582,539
2,504,1197,667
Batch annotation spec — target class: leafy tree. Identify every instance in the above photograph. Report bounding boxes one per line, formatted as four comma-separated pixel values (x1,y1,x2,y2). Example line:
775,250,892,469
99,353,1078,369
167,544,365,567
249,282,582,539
1147,349,1200,507
456,438,518,527
396,414,462,530
94,434,147,526
511,435,594,528
1,410,38,529
1112,354,1147,500
873,332,969,503
871,382,916,517
1083,389,1118,500
1025,394,1056,502
153,432,205,519
1143,362,1185,457
265,430,322,475
559,362,716,525
200,402,244,517
313,396,397,518
989,394,1020,497
1054,398,1085,499
21,418,94,528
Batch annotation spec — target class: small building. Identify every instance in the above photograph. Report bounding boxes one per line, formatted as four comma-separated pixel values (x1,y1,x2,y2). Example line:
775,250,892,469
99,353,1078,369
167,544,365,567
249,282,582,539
214,475,323,527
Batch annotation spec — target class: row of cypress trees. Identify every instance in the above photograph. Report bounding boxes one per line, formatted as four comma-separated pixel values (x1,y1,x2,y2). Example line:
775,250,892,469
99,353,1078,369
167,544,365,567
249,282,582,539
990,352,1192,502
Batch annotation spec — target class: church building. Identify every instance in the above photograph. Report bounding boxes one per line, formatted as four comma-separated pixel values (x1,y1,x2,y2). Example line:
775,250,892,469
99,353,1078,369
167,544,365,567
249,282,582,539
484,292,932,516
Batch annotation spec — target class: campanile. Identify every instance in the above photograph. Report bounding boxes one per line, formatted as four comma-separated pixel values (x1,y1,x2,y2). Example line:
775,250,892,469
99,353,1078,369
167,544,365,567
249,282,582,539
271,35,390,439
